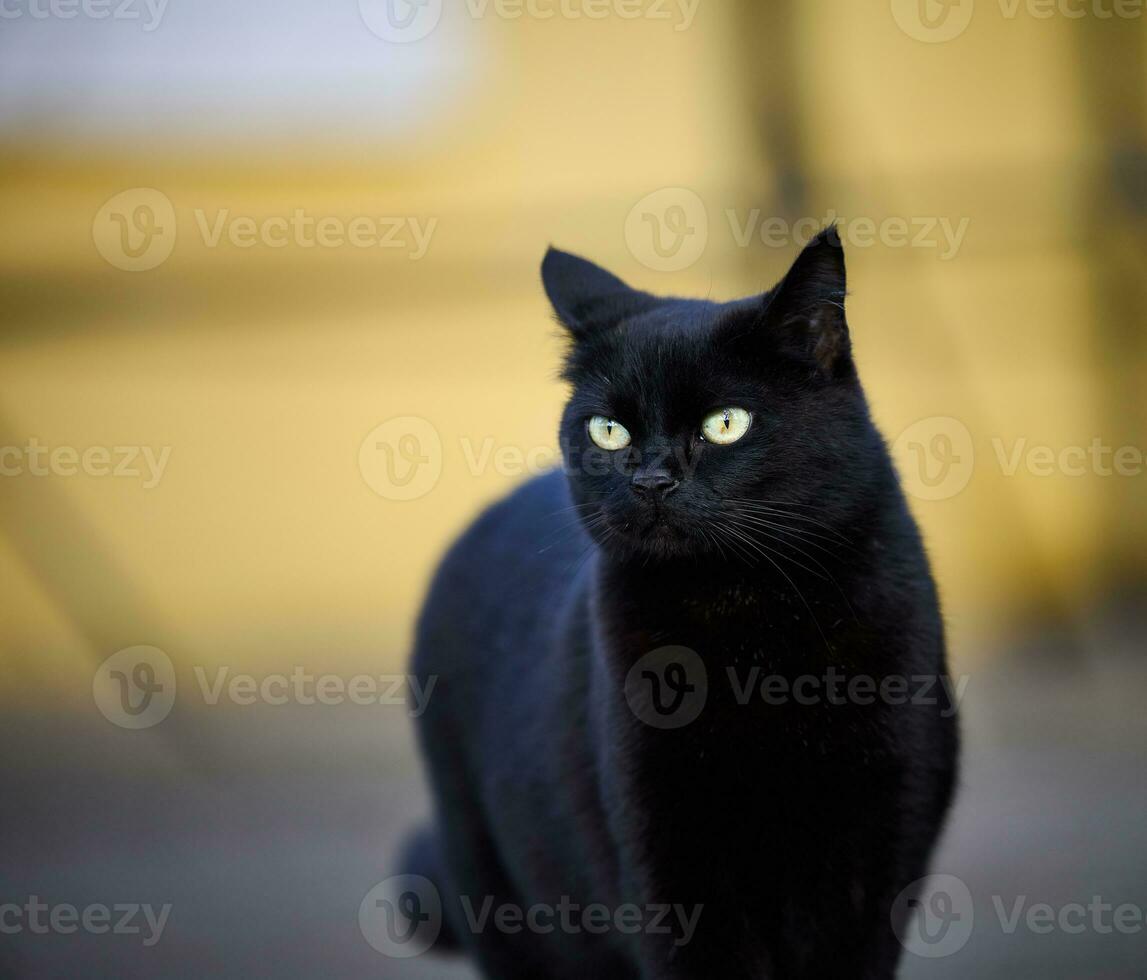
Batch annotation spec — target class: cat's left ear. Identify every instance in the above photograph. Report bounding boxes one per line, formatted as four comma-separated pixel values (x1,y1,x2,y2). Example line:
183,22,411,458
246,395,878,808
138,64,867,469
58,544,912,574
758,226,851,376
541,247,660,340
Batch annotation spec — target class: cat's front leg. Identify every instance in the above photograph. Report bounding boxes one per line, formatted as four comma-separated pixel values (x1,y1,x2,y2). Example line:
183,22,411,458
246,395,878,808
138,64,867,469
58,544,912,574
629,900,774,980
634,940,773,980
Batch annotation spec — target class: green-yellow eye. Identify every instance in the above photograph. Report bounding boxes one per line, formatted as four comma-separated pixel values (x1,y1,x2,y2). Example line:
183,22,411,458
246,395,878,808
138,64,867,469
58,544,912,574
701,407,752,445
587,416,632,451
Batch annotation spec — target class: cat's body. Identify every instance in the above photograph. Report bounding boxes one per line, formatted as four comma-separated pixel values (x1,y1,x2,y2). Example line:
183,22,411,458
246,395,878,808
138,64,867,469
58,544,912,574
402,231,959,979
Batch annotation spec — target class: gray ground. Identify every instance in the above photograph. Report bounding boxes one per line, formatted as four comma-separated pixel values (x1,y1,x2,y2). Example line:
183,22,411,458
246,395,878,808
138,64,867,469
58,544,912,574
3,620,1145,979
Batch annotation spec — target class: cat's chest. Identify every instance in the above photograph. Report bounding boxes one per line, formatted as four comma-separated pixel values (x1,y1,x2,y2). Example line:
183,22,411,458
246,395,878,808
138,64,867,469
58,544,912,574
605,575,856,668
598,576,892,757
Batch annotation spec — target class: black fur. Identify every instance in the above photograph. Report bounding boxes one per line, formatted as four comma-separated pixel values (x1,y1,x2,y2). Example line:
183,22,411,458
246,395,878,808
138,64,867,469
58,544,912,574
402,229,959,978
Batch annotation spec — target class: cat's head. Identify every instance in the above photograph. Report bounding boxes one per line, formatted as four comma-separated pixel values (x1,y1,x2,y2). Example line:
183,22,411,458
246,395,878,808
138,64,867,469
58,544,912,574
542,228,883,563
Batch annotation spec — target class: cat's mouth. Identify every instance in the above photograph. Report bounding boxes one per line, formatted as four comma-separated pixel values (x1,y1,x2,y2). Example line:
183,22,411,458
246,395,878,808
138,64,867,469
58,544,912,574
606,508,698,556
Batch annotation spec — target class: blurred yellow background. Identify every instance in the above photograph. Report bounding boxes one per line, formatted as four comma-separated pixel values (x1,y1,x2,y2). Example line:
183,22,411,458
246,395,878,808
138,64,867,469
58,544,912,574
3,5,1147,979
2,0,1145,704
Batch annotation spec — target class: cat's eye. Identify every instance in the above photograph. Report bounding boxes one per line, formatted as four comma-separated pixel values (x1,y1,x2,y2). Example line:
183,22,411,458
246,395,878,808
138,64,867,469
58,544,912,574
587,416,632,451
700,407,752,445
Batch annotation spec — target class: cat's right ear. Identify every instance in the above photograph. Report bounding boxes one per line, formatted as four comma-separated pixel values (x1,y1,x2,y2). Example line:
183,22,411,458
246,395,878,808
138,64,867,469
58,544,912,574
541,247,659,340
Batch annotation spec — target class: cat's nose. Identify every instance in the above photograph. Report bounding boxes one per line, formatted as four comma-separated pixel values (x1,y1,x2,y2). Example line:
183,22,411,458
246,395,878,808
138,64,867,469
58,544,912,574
630,470,680,500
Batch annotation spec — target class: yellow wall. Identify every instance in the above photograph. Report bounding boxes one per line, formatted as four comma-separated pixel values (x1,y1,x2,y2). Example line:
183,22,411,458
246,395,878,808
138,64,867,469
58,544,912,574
2,2,1145,710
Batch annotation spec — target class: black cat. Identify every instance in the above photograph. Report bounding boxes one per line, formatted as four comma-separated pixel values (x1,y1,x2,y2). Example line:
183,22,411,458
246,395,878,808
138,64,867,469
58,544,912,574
399,228,959,978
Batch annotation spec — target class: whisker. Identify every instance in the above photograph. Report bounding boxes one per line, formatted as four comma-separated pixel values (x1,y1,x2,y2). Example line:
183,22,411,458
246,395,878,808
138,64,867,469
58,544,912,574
720,521,829,583
725,526,830,650
722,514,859,624
724,502,855,547
730,513,850,557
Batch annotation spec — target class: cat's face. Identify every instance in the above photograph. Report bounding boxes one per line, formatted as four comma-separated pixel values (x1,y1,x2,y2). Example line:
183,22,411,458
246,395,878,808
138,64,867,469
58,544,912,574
543,230,879,562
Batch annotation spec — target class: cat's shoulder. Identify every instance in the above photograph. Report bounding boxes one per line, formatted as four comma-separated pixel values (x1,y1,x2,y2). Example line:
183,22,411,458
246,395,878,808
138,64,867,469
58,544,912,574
415,469,580,643
431,468,572,574
469,467,570,537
